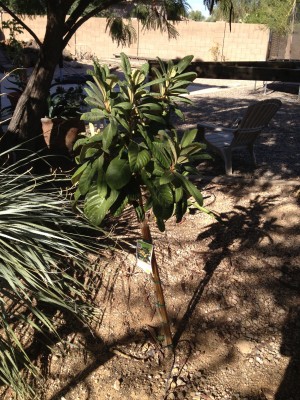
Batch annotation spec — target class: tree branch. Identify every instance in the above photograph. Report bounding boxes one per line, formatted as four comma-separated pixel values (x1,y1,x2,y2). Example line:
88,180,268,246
62,0,122,48
64,0,91,34
0,1,42,47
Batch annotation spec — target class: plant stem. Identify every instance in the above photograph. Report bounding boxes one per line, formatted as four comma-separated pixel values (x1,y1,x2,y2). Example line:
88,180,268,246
141,219,173,348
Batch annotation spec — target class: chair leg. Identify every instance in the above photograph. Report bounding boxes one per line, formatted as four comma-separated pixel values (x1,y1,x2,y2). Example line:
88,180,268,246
222,148,232,175
197,125,205,141
248,145,257,166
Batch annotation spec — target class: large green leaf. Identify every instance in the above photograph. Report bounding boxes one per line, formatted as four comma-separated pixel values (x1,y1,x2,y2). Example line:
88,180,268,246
152,142,172,169
181,128,198,148
133,203,145,223
102,119,118,151
174,108,184,120
128,141,139,171
132,69,146,85
73,132,103,152
114,101,133,111
84,185,118,226
95,155,107,197
156,218,165,232
140,61,149,77
78,161,96,196
85,81,105,101
143,113,166,124
120,52,132,76
180,143,204,156
138,101,162,111
81,109,105,122
140,76,165,90
175,197,188,223
71,161,88,185
105,157,132,190
135,149,151,171
153,201,174,223
159,170,174,185
175,186,183,202
156,184,174,206
84,96,104,109
174,172,203,206
168,80,194,91
173,71,197,82
110,190,129,217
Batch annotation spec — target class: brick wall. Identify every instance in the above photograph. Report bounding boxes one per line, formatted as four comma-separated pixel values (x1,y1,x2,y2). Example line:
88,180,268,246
1,14,270,62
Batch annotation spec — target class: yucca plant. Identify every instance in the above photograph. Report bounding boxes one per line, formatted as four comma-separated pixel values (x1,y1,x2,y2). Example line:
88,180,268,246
72,53,210,347
0,152,109,399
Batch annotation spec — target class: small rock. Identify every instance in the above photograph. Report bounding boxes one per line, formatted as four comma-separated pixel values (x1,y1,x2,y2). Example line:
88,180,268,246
170,381,177,389
235,339,254,355
261,387,275,400
255,356,263,364
177,378,186,386
113,378,122,391
167,393,175,400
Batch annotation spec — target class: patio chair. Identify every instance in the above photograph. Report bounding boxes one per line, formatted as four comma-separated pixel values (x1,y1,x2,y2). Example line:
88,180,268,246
197,99,282,175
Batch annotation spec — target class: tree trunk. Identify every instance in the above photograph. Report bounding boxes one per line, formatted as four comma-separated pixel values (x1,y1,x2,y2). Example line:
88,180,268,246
141,220,173,348
5,6,66,153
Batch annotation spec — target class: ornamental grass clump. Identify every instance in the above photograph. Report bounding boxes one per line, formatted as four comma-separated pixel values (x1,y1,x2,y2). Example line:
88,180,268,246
0,155,109,398
72,53,211,346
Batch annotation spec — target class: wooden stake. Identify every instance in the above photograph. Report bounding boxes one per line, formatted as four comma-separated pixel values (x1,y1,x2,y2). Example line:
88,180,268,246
141,219,173,348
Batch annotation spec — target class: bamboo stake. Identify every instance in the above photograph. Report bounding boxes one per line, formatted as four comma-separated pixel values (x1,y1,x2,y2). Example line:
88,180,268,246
141,219,173,348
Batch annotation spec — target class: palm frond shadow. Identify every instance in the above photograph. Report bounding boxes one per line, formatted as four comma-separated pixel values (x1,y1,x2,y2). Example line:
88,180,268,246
48,330,144,400
173,194,279,347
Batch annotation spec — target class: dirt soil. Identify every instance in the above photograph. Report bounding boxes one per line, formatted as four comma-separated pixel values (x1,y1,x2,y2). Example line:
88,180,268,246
5,80,300,400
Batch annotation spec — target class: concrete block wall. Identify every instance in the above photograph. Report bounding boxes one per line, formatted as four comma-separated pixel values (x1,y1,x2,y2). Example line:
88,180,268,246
1,13,270,62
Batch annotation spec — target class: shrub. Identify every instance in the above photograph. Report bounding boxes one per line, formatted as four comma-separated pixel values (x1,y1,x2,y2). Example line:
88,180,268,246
71,53,211,346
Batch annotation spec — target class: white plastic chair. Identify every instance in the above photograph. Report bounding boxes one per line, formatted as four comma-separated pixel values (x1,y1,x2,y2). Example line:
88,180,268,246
197,99,282,175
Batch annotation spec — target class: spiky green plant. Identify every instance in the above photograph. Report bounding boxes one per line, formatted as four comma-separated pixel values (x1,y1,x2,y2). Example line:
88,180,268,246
0,154,109,398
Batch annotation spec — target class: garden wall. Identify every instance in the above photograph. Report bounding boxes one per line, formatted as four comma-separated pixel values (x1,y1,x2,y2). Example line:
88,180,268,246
0,13,270,62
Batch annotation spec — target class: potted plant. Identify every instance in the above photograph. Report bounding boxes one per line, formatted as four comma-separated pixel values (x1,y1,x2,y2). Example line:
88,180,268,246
72,54,212,347
41,85,86,157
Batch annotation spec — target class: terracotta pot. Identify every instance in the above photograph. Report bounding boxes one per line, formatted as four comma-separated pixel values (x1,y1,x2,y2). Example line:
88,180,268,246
41,117,85,155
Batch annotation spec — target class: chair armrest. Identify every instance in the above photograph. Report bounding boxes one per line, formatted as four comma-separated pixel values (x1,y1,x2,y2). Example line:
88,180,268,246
197,122,236,132
197,122,221,131
197,122,236,139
